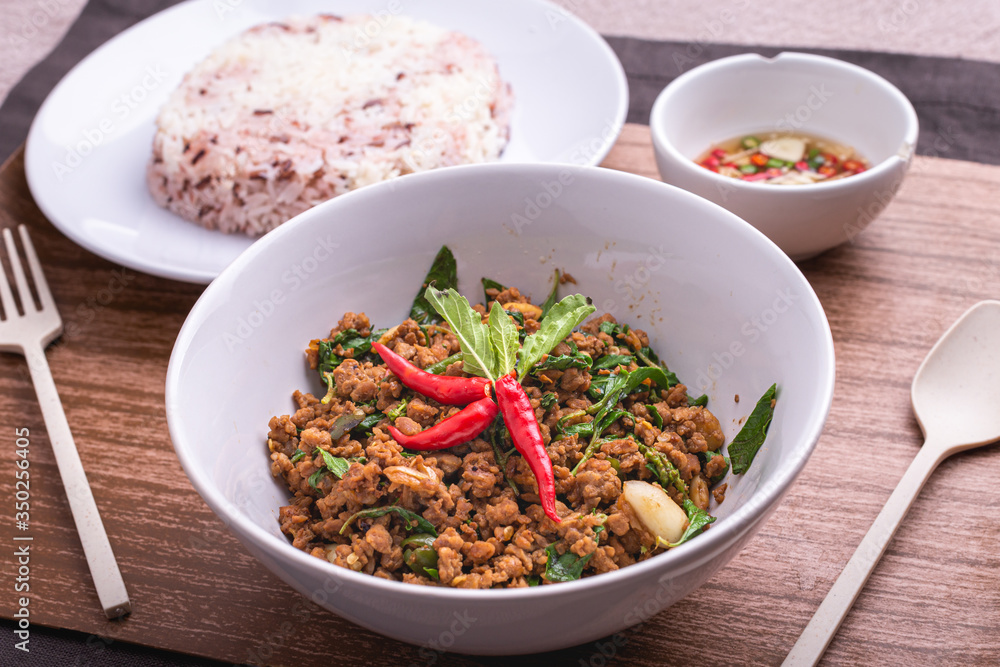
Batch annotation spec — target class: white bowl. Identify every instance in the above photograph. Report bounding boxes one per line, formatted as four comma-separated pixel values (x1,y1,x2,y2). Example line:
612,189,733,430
650,52,919,261
165,163,835,654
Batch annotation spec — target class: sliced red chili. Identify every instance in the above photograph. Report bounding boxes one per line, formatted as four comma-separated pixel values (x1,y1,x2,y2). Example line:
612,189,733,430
495,374,561,523
387,397,498,450
373,342,490,405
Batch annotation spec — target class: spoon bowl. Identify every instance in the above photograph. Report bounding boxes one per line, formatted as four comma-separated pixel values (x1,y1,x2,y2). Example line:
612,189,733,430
912,300,1000,450
786,300,1000,666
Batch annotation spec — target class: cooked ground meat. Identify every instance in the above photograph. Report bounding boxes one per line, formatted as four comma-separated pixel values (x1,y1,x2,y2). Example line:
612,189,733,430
268,295,727,588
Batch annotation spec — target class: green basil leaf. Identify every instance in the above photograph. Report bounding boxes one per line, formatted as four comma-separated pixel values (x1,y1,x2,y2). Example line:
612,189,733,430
648,404,663,428
598,321,619,336
533,351,592,372
356,413,382,432
424,567,440,581
527,575,541,587
592,354,633,371
688,393,709,407
539,392,559,409
729,383,777,475
488,301,519,378
422,352,461,375
561,421,595,437
410,246,458,325
544,543,593,582
424,287,497,381
588,367,673,418
539,269,560,320
329,410,366,440
665,499,716,547
317,340,338,377
307,469,327,490
339,506,438,537
517,294,595,383
481,277,507,305
314,447,351,479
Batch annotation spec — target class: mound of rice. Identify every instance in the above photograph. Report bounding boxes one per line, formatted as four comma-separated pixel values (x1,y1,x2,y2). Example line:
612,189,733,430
147,14,513,235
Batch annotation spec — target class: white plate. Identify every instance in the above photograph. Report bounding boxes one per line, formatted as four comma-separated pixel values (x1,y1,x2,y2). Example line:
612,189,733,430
25,0,628,284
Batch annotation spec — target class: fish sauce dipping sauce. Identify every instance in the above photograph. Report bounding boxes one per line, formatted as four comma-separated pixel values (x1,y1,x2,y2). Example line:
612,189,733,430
696,132,870,185
651,52,919,260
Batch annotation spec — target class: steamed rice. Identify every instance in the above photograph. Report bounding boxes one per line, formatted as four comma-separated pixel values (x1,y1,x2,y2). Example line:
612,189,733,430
147,14,513,235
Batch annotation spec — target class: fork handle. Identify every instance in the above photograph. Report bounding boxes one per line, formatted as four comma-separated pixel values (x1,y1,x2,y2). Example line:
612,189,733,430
24,343,132,619
783,440,946,666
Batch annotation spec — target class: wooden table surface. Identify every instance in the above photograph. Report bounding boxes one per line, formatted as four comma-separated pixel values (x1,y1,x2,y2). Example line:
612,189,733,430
1,124,998,666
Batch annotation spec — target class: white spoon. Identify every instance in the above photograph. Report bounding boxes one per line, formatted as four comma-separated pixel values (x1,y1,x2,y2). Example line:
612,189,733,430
784,300,1000,666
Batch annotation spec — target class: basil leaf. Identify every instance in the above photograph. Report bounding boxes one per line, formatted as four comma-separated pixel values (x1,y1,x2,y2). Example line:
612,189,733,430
481,277,507,305
423,352,461,375
539,269,560,320
540,393,558,409
317,340,338,377
314,447,351,479
329,411,365,440
561,421,594,437
339,506,438,537
533,351,592,372
410,246,458,325
729,383,777,475
648,404,663,428
688,393,708,407
424,287,497,381
424,567,440,580
289,449,306,463
544,543,593,582
598,321,619,336
357,413,382,431
488,301,519,378
634,346,680,387
587,373,613,400
592,354,633,371
587,367,673,418
307,469,327,490
517,294,595,383
527,575,541,587
665,499,716,547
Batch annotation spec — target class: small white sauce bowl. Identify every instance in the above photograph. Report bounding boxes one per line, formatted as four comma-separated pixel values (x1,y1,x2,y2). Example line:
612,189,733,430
650,52,919,261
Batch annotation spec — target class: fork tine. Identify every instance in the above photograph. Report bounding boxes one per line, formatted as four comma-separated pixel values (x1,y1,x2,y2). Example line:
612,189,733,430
3,227,35,314
17,226,55,312
0,229,21,319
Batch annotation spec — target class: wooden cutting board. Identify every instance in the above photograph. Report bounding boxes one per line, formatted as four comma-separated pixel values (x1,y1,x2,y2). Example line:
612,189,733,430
1,124,998,666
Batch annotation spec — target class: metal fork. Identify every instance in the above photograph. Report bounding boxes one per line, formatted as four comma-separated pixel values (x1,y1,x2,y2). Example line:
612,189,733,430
0,225,131,619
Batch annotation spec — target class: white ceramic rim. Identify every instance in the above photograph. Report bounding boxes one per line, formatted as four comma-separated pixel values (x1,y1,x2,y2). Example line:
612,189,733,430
649,51,920,194
24,0,629,285
165,162,836,602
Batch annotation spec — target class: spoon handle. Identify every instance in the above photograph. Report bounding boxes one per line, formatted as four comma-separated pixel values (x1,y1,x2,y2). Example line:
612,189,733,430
783,440,946,666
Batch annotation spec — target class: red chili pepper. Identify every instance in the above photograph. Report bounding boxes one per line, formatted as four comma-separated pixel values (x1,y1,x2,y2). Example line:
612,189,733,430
387,397,498,450
373,342,490,405
494,374,561,523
